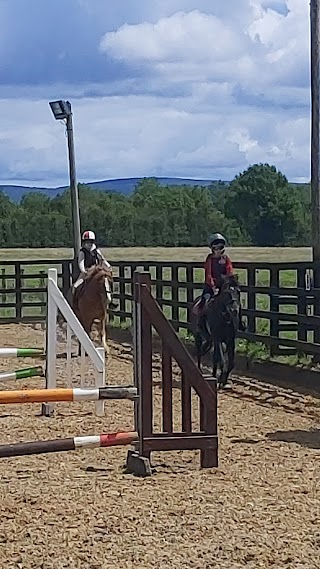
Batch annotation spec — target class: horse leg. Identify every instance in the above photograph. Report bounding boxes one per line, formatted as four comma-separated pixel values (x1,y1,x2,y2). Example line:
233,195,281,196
195,332,203,370
218,341,232,388
74,308,85,357
212,342,220,379
78,314,93,357
224,337,235,385
99,314,109,356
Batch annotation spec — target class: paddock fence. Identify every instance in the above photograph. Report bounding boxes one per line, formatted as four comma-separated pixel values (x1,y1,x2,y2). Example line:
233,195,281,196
0,258,320,358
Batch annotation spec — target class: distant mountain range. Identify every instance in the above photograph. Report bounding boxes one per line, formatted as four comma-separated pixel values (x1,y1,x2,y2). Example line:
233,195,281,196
0,177,217,203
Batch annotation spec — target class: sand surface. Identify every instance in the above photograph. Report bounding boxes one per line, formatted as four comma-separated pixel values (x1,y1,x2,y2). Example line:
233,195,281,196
0,324,319,568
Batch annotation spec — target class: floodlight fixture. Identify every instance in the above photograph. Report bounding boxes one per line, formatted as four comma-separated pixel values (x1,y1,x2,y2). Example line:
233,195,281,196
49,100,72,121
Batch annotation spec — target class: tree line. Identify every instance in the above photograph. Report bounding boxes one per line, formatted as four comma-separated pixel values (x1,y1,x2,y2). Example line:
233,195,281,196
0,163,311,248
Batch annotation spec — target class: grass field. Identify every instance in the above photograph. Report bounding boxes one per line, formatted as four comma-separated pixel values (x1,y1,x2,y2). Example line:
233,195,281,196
0,246,313,262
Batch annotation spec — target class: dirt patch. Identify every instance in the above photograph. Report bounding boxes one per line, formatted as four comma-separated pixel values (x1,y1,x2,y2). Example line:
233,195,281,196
0,324,319,568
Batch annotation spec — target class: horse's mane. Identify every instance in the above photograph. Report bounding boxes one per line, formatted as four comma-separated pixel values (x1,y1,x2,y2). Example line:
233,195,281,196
218,273,240,289
85,265,112,282
87,265,104,277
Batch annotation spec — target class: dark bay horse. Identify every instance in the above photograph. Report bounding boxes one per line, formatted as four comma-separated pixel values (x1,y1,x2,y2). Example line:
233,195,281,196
72,265,113,354
194,274,241,388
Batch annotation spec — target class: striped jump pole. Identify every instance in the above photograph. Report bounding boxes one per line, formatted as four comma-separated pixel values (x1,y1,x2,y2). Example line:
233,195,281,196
0,386,137,405
0,431,139,458
0,367,44,382
0,348,44,358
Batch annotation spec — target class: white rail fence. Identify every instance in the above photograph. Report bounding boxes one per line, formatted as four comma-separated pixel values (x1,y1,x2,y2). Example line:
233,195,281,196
43,268,106,417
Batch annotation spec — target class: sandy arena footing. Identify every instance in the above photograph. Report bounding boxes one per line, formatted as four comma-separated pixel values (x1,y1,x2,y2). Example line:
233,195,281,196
0,324,319,568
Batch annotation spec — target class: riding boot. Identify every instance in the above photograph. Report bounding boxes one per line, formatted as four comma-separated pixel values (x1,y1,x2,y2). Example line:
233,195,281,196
72,287,79,311
72,276,84,310
109,299,118,310
198,293,211,314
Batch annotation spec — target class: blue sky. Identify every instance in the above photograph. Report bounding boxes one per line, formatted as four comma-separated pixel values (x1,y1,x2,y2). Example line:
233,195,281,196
0,0,310,187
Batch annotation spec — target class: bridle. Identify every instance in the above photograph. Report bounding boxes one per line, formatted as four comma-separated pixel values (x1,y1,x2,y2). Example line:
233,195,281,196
217,281,240,326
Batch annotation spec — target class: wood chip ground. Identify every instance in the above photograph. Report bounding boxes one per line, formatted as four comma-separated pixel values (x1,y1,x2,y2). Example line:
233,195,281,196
0,324,319,568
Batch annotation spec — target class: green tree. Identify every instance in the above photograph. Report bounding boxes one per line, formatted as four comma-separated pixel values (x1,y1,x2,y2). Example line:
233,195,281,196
224,163,309,246
20,192,51,214
0,192,19,246
130,178,248,246
0,173,310,248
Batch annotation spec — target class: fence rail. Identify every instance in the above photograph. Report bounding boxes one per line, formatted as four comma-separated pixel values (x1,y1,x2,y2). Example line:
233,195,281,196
0,260,71,323
0,258,320,358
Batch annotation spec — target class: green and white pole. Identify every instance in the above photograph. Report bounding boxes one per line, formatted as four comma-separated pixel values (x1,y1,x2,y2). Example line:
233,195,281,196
0,348,44,358
0,366,44,382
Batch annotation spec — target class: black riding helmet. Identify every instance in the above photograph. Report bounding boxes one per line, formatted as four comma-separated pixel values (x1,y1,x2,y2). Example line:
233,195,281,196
208,233,227,247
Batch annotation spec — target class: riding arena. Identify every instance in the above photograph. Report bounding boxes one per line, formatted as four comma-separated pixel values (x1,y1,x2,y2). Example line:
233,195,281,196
0,260,318,568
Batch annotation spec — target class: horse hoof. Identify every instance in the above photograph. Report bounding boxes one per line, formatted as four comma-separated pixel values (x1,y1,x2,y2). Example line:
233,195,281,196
219,381,232,390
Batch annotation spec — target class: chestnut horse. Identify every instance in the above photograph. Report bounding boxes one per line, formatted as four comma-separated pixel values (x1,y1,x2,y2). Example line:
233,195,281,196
72,265,113,353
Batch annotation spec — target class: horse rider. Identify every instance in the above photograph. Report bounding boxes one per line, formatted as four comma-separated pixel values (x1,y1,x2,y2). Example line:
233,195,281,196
196,233,246,330
73,230,118,309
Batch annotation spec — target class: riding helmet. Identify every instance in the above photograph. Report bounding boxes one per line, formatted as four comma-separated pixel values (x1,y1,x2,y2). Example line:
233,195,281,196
208,233,227,247
82,230,96,241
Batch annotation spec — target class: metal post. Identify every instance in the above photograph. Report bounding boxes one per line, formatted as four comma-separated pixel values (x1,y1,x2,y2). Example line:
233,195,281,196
66,108,81,258
310,1,320,357
311,0,320,262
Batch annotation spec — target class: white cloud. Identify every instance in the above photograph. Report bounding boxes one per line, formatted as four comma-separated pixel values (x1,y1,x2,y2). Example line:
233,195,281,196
228,129,259,153
101,11,243,63
0,0,312,186
100,10,255,88
98,0,311,183
101,2,308,90
0,89,310,187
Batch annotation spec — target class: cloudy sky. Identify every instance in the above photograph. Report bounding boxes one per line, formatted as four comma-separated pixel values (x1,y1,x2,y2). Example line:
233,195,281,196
0,0,311,187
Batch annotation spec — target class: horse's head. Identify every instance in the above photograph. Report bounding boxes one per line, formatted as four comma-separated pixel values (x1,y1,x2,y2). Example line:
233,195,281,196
219,273,240,291
215,274,241,326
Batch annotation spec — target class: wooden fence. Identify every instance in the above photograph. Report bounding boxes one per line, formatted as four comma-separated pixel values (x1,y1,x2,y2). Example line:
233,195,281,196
0,260,71,324
0,258,320,358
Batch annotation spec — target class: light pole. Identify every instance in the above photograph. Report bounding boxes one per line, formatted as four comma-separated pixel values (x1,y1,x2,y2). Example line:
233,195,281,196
49,100,81,258
310,0,320,263
310,1,320,353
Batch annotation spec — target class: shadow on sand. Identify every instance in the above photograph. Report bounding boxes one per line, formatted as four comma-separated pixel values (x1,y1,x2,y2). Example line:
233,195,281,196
266,428,320,450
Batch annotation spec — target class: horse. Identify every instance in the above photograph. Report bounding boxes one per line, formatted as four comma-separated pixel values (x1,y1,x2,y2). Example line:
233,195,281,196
193,274,241,388
71,265,113,354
